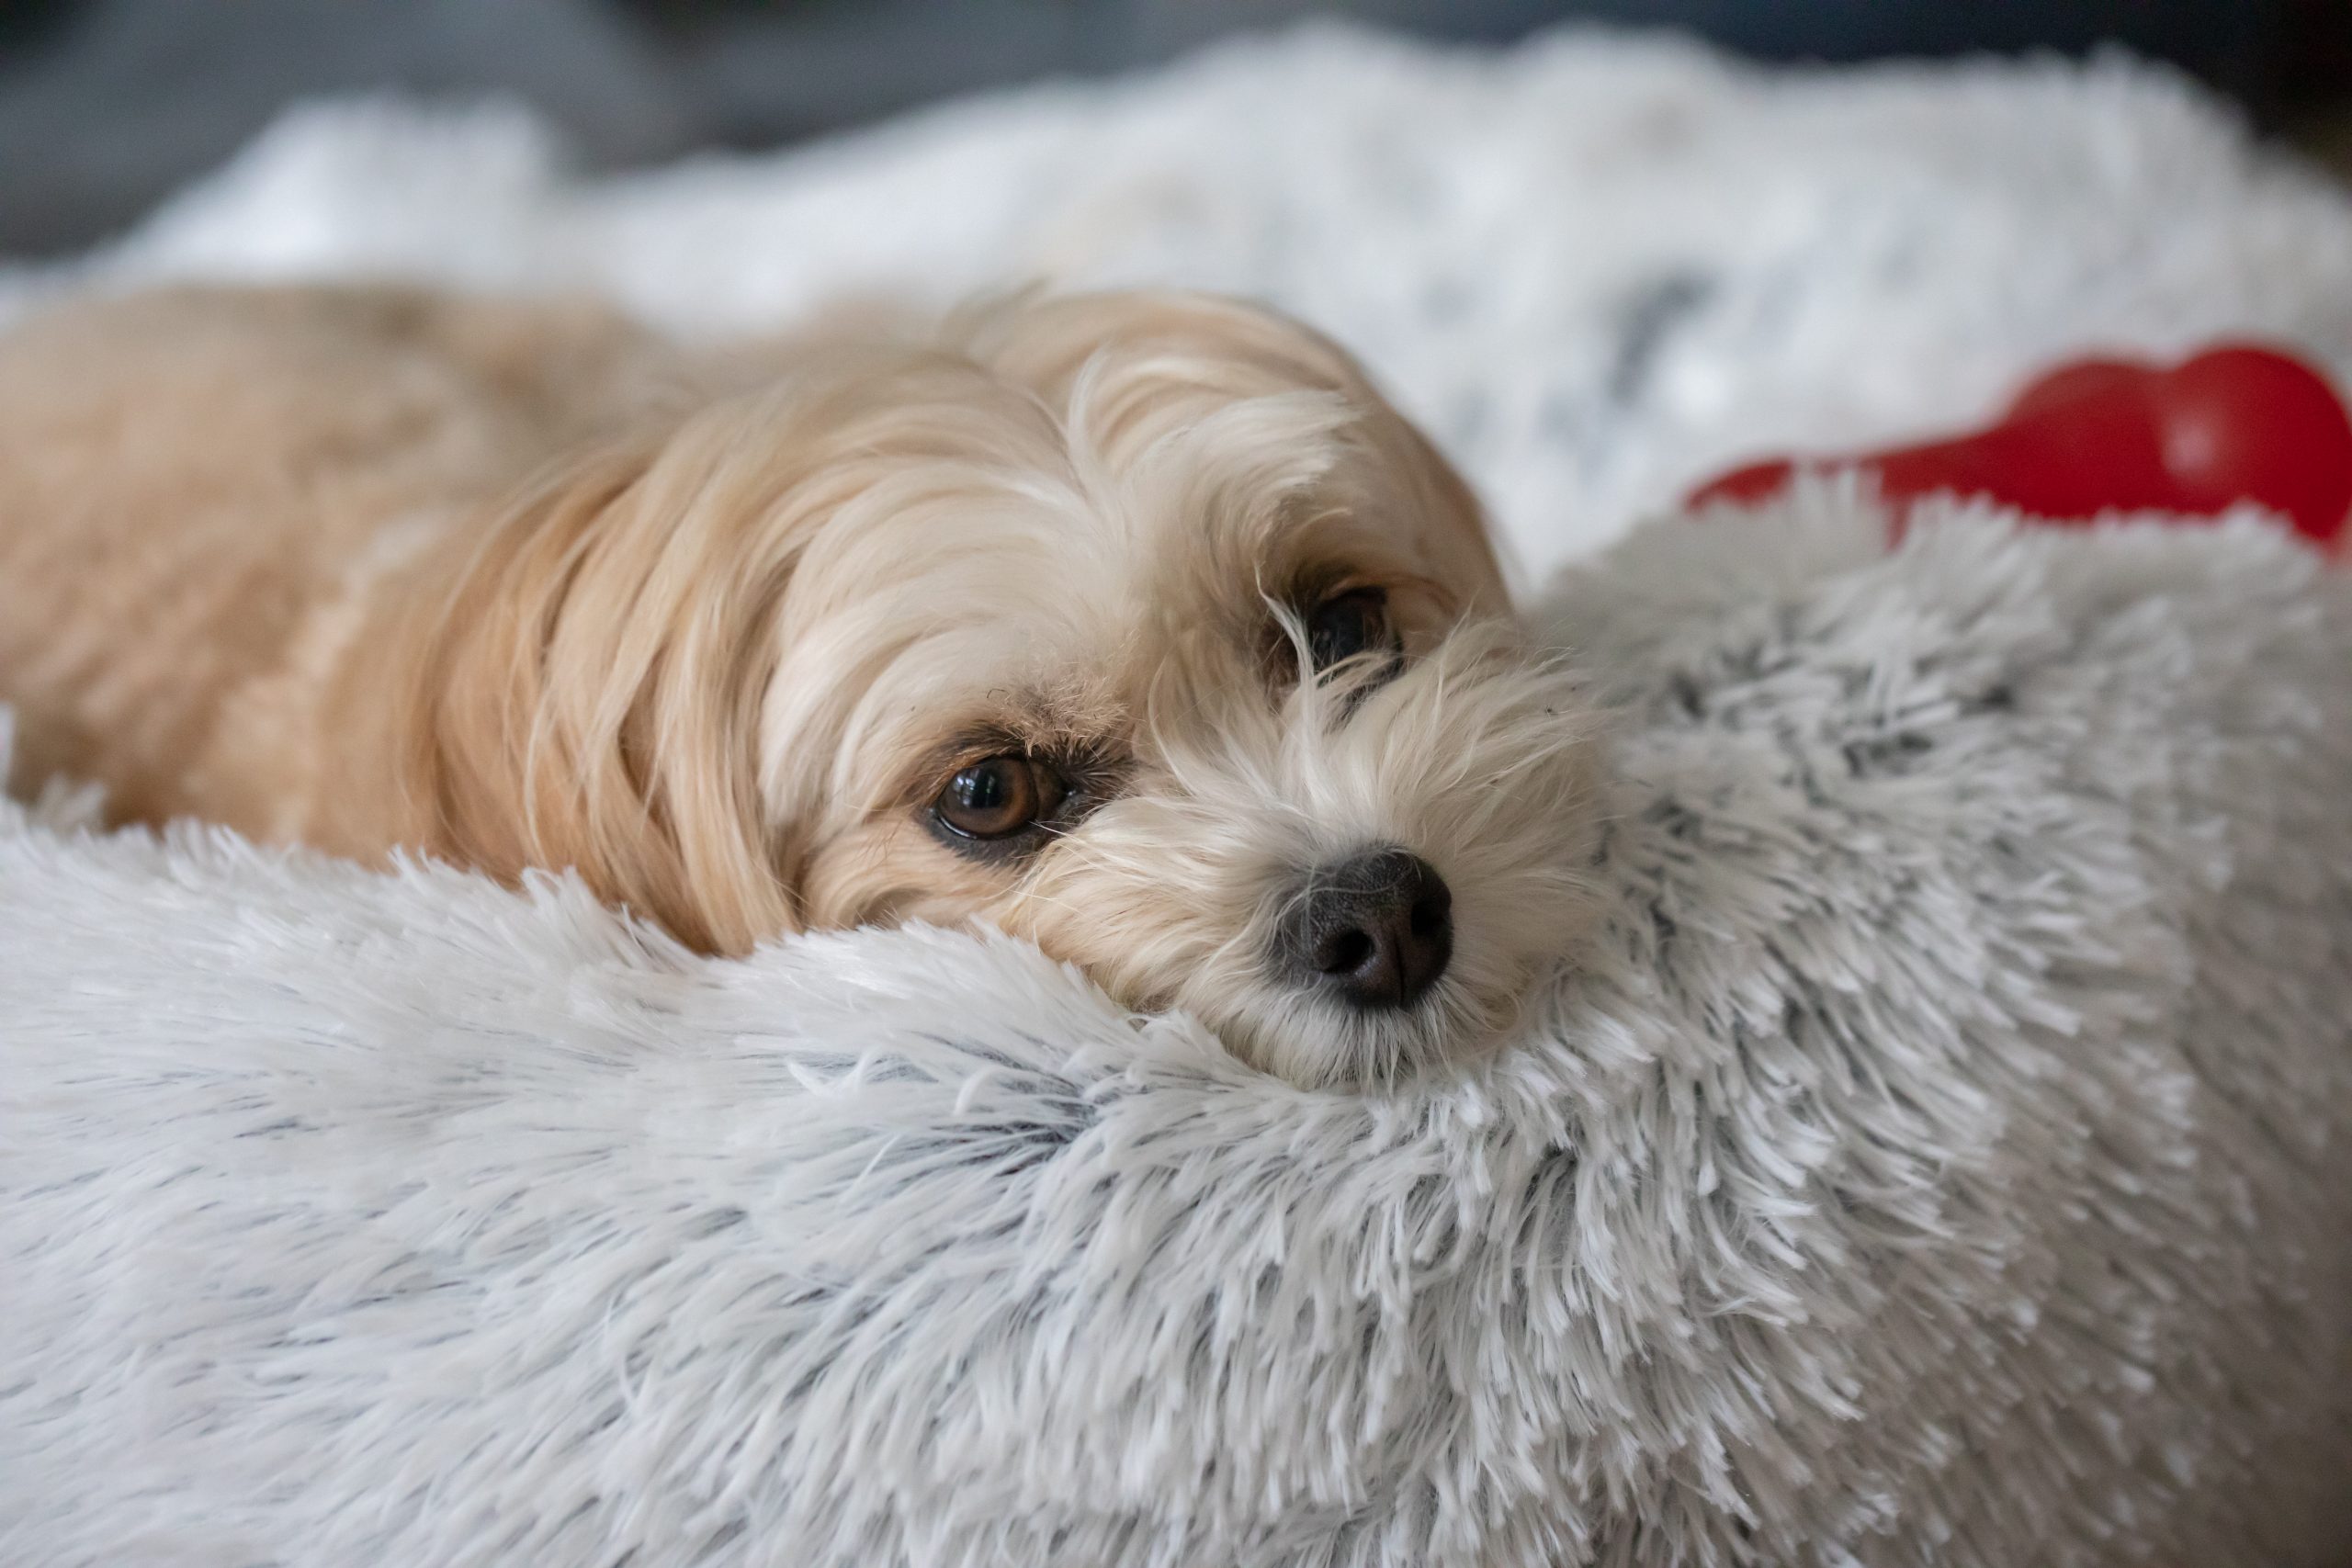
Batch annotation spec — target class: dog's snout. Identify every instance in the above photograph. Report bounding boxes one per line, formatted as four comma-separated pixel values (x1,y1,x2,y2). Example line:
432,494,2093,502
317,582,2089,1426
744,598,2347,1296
1278,847,1453,1010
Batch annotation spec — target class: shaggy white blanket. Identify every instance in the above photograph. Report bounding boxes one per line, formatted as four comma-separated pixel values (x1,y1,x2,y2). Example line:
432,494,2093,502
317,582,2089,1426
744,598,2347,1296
5,25,2352,1568
6,25,2352,577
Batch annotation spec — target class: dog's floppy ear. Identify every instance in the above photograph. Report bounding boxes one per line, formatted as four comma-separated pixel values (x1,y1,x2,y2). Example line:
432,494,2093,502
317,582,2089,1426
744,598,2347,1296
326,409,811,955
961,289,1510,615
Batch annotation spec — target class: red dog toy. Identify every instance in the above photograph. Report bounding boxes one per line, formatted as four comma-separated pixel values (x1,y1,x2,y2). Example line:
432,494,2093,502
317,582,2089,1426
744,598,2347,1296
1688,344,2352,551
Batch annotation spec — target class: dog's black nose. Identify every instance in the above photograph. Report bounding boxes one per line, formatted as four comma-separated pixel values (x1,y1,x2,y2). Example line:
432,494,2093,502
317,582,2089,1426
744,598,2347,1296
1278,848,1453,1010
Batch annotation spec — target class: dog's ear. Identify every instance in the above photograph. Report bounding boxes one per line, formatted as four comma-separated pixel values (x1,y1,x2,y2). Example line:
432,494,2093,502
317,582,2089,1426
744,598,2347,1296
1352,396,1511,617
961,289,1510,615
334,412,811,955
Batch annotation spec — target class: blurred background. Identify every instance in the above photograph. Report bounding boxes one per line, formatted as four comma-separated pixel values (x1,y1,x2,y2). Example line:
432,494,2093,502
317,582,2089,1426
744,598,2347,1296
2,0,2348,258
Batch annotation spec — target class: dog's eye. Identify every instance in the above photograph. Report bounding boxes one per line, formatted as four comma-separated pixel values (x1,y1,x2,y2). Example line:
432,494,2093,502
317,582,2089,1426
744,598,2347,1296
1306,588,1396,671
933,755,1067,840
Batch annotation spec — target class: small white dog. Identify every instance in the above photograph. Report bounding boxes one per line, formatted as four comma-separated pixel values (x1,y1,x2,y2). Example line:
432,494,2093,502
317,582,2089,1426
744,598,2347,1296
0,285,1598,1085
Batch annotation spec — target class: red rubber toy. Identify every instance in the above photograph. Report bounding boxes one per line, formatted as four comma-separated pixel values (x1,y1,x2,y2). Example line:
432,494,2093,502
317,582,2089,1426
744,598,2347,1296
1688,344,2352,551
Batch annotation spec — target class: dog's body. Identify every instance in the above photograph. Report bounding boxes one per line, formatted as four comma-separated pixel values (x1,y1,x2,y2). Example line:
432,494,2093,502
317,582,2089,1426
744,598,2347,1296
0,285,1596,1084
0,288,675,841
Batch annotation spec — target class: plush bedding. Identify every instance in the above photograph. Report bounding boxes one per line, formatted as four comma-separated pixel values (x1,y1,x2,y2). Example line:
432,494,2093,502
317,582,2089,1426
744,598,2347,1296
4,25,2352,1568
6,26,2352,579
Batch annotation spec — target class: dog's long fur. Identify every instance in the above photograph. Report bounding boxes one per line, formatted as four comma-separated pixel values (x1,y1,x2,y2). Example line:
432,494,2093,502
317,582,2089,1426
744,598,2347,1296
0,285,1598,1084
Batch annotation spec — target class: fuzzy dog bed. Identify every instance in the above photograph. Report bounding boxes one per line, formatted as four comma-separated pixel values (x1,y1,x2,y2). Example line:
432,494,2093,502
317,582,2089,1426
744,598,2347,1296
6,26,2352,1568
6,496,2350,1567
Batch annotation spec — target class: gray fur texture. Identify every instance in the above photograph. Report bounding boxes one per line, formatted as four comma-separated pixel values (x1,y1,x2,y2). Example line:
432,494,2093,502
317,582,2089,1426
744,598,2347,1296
5,493,2348,1566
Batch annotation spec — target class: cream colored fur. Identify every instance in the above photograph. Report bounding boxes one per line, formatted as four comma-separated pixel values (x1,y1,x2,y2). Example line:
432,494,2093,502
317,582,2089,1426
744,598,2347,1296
0,285,1597,1085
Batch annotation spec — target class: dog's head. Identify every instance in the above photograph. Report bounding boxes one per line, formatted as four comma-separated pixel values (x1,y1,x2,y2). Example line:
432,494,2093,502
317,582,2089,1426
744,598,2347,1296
410,291,1600,1085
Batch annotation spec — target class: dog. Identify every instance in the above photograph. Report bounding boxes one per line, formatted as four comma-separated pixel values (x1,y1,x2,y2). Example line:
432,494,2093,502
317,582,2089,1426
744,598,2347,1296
0,284,1599,1086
